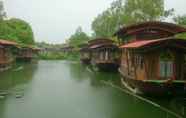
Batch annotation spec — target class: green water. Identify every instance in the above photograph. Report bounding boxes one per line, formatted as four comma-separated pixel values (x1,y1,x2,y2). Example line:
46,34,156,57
0,60,185,118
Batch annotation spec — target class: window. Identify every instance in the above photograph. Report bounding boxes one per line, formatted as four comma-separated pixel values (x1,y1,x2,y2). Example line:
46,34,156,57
100,52,104,60
105,51,108,61
140,56,144,69
160,61,173,78
134,55,143,69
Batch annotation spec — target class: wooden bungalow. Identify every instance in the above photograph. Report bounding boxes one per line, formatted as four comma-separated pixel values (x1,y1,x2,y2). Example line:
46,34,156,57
114,21,186,44
79,44,91,65
0,39,17,71
16,45,40,62
115,21,186,95
89,38,120,71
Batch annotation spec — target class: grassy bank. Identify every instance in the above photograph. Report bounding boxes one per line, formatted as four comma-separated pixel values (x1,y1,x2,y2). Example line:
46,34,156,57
38,52,80,61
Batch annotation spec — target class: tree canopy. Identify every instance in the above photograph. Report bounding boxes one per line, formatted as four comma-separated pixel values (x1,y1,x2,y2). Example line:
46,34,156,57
174,15,186,26
174,15,186,39
91,0,174,38
0,18,35,44
0,1,6,20
68,27,90,47
0,1,35,45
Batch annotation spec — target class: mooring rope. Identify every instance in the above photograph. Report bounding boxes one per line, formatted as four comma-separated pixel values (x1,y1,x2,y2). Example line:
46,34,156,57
101,80,184,118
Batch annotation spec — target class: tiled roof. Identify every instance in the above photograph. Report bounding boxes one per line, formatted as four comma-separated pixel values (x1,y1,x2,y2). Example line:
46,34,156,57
0,39,17,46
115,21,186,36
120,38,167,49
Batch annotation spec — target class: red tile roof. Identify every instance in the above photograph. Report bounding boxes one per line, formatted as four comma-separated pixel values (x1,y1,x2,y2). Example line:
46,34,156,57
120,39,165,49
0,39,17,46
90,43,117,49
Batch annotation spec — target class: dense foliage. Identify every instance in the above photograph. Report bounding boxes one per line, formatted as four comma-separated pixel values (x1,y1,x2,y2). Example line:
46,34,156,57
38,52,65,60
0,2,35,45
67,27,90,47
0,18,35,44
38,51,80,61
174,15,186,26
174,15,186,39
0,1,6,20
91,0,174,38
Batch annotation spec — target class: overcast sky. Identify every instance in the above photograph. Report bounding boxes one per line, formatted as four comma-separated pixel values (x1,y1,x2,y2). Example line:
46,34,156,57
4,0,186,44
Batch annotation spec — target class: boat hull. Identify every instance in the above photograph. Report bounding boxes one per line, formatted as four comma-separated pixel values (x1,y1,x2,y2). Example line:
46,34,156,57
96,62,119,72
119,69,186,96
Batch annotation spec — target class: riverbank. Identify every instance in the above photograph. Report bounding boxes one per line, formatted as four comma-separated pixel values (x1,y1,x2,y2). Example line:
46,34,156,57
38,52,80,61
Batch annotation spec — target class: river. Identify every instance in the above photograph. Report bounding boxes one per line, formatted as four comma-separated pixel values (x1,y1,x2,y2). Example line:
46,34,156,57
0,60,185,118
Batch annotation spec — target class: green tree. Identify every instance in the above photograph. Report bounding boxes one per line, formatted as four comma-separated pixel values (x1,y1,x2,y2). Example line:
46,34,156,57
91,0,174,38
173,15,186,39
124,0,173,23
0,1,34,45
68,27,89,47
0,18,35,44
0,1,6,20
92,0,126,38
174,15,186,26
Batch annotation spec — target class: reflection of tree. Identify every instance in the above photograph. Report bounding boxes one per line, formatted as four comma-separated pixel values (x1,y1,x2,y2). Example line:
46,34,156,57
69,62,105,86
0,61,38,118
69,62,90,82
0,100,6,118
0,61,38,93
87,67,120,87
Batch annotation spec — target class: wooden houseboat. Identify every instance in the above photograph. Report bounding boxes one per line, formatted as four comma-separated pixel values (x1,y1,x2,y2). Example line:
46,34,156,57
79,44,91,65
16,45,40,62
115,21,186,95
0,39,17,71
89,38,120,72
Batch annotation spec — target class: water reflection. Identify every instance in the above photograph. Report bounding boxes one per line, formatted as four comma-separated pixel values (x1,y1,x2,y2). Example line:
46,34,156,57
69,62,120,87
69,61,182,118
169,98,186,116
0,62,38,97
141,91,186,117
69,62,90,82
0,62,38,118
0,61,184,118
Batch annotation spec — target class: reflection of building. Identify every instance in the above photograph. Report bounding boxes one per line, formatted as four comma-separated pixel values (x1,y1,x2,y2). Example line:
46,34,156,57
0,62,38,95
115,21,186,95
88,38,120,72
0,39,17,71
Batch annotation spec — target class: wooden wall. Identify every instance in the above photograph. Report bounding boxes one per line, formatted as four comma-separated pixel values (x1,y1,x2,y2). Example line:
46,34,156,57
120,50,163,80
121,49,186,81
0,47,13,64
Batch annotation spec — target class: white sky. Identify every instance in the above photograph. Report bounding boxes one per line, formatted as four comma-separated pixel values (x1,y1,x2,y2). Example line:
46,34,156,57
4,0,186,44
